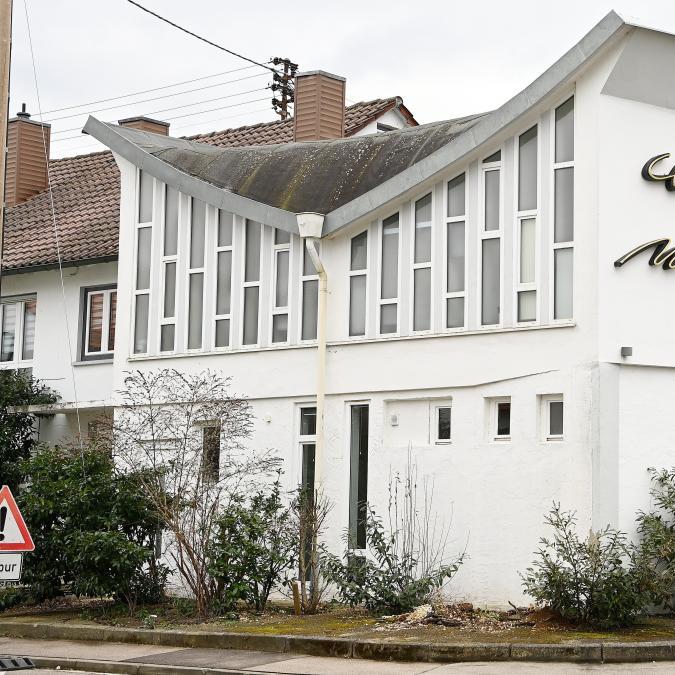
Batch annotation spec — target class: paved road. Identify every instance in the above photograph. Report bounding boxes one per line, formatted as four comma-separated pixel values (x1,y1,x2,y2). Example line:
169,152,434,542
3,637,675,674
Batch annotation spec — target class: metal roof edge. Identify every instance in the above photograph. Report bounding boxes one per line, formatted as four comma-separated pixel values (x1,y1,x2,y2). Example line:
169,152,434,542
83,117,301,234
323,10,628,236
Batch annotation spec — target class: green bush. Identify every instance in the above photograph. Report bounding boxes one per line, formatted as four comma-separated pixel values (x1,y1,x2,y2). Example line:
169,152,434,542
636,467,675,610
521,503,652,627
0,370,58,491
208,475,294,611
322,507,464,615
19,445,167,609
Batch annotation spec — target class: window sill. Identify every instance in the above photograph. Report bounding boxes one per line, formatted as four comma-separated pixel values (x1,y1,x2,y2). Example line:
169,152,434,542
72,359,114,366
434,440,452,445
493,436,511,442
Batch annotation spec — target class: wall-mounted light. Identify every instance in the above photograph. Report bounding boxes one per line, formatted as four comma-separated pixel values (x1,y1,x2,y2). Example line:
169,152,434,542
620,346,633,358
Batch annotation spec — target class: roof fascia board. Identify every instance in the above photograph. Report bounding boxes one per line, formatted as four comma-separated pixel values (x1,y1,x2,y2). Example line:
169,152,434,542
323,10,628,237
83,117,300,235
3,255,118,276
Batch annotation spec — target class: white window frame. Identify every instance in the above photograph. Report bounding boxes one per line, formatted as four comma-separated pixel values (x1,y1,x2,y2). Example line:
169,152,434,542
514,123,540,325
83,287,116,358
132,170,154,356
300,240,319,343
411,193,434,334
241,219,263,348
443,172,467,332
0,298,36,369
270,231,291,344
479,151,504,328
213,212,234,350
298,402,317,480
550,94,575,323
490,396,511,441
541,394,564,441
348,229,369,338
185,198,207,352
377,211,401,336
159,186,178,354
432,403,452,444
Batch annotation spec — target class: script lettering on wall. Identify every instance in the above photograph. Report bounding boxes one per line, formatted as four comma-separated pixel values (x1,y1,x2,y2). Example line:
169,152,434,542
614,154,675,270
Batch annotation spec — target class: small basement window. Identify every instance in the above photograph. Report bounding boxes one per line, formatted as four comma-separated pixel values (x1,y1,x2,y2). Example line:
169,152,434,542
543,396,564,440
495,399,511,440
434,405,452,443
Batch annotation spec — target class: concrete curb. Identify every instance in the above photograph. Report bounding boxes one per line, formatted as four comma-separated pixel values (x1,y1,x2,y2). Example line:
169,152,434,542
1,620,675,665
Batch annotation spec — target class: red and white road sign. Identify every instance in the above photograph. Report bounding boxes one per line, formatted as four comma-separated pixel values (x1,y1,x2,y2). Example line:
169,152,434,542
0,485,34,552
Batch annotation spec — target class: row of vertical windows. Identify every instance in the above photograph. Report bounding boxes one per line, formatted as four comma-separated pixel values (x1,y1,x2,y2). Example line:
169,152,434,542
133,179,319,355
349,96,574,337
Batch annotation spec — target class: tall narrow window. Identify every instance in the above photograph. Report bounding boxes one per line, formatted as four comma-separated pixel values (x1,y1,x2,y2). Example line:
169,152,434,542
1,302,16,362
243,220,262,345
187,200,206,349
272,228,291,343
160,186,179,352
516,125,539,323
518,126,538,211
299,406,317,497
492,398,511,440
553,97,574,320
134,222,152,354
138,170,153,223
413,194,432,331
446,173,466,329
379,213,399,334
349,404,369,549
215,210,234,348
349,231,368,337
22,299,36,361
301,242,319,341
481,153,501,325
83,287,116,359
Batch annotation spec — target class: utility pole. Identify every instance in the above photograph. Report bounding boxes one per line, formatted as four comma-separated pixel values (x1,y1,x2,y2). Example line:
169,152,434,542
271,57,297,120
0,0,12,297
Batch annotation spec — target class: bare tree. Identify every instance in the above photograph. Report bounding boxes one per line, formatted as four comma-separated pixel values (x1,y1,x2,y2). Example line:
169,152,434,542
292,487,332,614
111,369,280,617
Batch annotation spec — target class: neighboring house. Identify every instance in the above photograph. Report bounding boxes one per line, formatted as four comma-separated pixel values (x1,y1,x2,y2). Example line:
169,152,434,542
0,85,416,442
7,11,675,607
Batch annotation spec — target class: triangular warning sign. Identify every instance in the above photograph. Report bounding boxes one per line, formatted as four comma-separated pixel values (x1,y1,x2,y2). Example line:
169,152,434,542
0,485,34,552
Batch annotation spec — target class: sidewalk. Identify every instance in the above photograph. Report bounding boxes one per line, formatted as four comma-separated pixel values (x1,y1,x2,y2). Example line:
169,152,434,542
3,637,675,675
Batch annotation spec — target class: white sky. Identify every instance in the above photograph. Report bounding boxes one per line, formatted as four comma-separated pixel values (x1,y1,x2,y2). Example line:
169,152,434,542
8,0,675,158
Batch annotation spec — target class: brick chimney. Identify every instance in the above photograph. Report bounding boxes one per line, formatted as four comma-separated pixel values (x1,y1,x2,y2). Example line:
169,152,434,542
118,116,170,136
293,71,346,142
5,104,51,207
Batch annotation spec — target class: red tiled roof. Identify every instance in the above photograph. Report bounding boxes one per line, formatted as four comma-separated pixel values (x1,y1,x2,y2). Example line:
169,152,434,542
3,98,416,272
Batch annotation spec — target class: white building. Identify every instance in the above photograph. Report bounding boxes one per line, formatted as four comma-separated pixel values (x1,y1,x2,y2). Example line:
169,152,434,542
6,11,675,606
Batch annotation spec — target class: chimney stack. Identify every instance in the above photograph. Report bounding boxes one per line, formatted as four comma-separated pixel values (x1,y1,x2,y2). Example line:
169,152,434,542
118,116,170,136
293,71,346,142
5,104,51,207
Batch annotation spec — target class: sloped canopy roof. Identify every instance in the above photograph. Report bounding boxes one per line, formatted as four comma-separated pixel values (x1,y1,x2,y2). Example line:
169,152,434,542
85,113,484,223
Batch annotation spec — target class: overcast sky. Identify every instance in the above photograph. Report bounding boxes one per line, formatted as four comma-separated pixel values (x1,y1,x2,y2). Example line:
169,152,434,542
9,0,675,158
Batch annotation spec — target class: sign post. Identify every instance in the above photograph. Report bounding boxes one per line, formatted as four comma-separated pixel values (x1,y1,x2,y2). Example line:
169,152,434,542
0,485,34,584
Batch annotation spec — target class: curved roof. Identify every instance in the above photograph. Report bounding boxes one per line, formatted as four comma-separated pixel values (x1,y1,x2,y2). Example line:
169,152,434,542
85,113,484,218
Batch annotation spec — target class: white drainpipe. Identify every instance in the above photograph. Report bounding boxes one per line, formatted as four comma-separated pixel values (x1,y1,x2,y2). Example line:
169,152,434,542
297,213,326,486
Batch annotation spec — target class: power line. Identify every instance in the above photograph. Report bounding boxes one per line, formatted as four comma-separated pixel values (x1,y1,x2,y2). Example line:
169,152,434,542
51,96,272,142
126,0,277,73
51,106,275,154
50,74,270,131
44,65,263,115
